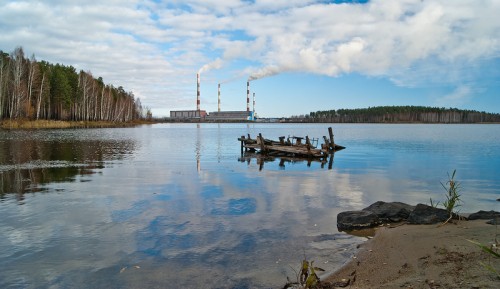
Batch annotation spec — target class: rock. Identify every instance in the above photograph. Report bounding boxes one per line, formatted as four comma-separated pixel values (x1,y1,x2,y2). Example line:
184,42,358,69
487,219,500,225
337,201,415,230
362,201,415,223
337,201,414,231
468,210,500,220
337,210,380,231
407,204,451,225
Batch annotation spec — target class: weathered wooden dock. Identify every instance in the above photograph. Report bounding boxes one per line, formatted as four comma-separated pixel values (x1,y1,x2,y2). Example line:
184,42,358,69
238,127,345,158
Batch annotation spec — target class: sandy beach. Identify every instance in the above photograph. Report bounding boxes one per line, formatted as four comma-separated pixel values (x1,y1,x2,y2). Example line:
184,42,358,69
325,220,499,289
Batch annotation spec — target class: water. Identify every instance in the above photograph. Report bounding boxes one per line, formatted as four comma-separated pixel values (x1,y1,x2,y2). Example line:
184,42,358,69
0,123,499,288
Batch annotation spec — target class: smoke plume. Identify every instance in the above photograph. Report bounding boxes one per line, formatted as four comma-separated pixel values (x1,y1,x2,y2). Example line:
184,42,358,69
198,58,223,74
248,65,282,81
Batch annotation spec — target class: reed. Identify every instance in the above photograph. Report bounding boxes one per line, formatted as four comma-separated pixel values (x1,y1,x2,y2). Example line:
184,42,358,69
467,238,500,279
440,169,462,225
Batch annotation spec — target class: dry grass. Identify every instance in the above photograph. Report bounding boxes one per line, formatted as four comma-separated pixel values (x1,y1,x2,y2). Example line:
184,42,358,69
0,119,154,129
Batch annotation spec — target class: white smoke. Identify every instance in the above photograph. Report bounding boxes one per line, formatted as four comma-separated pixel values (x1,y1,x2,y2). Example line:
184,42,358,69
198,58,223,74
248,65,282,81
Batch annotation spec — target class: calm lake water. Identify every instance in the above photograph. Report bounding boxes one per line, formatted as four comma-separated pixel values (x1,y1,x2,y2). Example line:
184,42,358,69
1,123,499,289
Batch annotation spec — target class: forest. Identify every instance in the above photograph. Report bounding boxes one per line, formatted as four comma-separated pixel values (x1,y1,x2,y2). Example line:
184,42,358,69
304,106,500,123
0,47,149,122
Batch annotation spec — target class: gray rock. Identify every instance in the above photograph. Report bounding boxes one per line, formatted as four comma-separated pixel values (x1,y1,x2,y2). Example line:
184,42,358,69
362,201,415,222
407,204,451,224
487,218,500,225
337,210,380,231
468,210,500,220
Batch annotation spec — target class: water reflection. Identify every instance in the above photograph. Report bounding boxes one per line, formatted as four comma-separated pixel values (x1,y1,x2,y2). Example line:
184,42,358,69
0,130,137,201
1,124,499,289
239,152,335,170
196,123,201,172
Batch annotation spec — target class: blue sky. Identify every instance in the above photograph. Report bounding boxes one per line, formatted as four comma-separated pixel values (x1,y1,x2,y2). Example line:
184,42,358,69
1,0,499,117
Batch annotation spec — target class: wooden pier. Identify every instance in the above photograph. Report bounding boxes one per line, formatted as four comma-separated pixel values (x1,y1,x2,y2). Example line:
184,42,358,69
238,127,345,159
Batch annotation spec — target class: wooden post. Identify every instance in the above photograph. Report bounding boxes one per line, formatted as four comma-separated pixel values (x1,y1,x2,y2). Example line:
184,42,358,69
306,136,312,156
323,136,330,152
279,136,285,145
328,127,334,151
258,133,266,154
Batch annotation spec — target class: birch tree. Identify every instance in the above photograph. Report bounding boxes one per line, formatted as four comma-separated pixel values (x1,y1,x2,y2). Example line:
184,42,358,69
0,46,147,122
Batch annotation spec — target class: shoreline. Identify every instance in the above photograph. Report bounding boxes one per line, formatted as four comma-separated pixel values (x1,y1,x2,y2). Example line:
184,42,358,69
0,119,155,129
324,220,499,288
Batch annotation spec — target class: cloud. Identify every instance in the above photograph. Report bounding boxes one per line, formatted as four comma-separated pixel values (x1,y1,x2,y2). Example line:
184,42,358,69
435,85,473,107
1,0,499,115
246,1,499,79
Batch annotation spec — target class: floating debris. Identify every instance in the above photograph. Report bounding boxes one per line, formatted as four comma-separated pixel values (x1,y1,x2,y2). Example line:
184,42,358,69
238,127,345,159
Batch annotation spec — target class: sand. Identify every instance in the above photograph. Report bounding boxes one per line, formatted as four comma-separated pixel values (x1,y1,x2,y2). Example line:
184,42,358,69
324,220,500,289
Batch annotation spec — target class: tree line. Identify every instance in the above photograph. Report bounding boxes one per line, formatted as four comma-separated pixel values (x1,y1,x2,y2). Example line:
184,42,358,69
301,106,500,123
0,46,150,122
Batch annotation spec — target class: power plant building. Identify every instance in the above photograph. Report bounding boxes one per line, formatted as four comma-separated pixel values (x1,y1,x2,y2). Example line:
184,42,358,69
169,73,256,121
170,110,207,119
206,111,254,121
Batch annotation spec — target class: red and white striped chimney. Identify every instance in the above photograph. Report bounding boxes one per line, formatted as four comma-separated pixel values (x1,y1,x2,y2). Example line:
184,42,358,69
196,73,200,111
218,83,221,112
246,81,250,112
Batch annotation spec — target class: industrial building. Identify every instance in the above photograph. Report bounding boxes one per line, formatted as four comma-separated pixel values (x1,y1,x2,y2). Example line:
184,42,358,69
205,111,254,121
169,72,257,121
170,110,207,119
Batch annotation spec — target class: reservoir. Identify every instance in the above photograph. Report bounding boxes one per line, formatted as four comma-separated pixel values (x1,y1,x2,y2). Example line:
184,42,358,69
1,123,499,288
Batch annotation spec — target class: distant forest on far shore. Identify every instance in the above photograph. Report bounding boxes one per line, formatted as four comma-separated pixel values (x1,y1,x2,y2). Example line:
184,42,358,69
1,46,150,122
289,106,500,123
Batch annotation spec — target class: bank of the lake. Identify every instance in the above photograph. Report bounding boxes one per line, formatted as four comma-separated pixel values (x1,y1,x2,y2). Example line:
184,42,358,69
325,219,499,289
0,119,155,129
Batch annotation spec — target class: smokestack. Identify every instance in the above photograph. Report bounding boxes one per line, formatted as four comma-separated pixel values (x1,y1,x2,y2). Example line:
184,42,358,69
218,83,221,112
253,92,255,115
246,81,250,112
197,73,200,111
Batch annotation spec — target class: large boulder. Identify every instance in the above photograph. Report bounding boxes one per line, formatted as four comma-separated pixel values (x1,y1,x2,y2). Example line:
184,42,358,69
337,201,414,231
362,201,415,223
468,210,500,220
407,204,451,225
337,210,380,231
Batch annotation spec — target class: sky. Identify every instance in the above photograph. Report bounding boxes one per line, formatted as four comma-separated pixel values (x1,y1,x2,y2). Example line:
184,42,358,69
1,0,499,118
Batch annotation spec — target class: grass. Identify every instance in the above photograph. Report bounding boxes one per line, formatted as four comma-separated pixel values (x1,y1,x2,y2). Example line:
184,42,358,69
441,169,462,221
468,238,500,279
284,256,325,289
430,169,462,225
0,119,155,129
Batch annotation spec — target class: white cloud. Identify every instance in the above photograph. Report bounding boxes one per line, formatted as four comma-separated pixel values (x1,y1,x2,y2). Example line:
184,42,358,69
435,85,473,107
1,0,499,116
